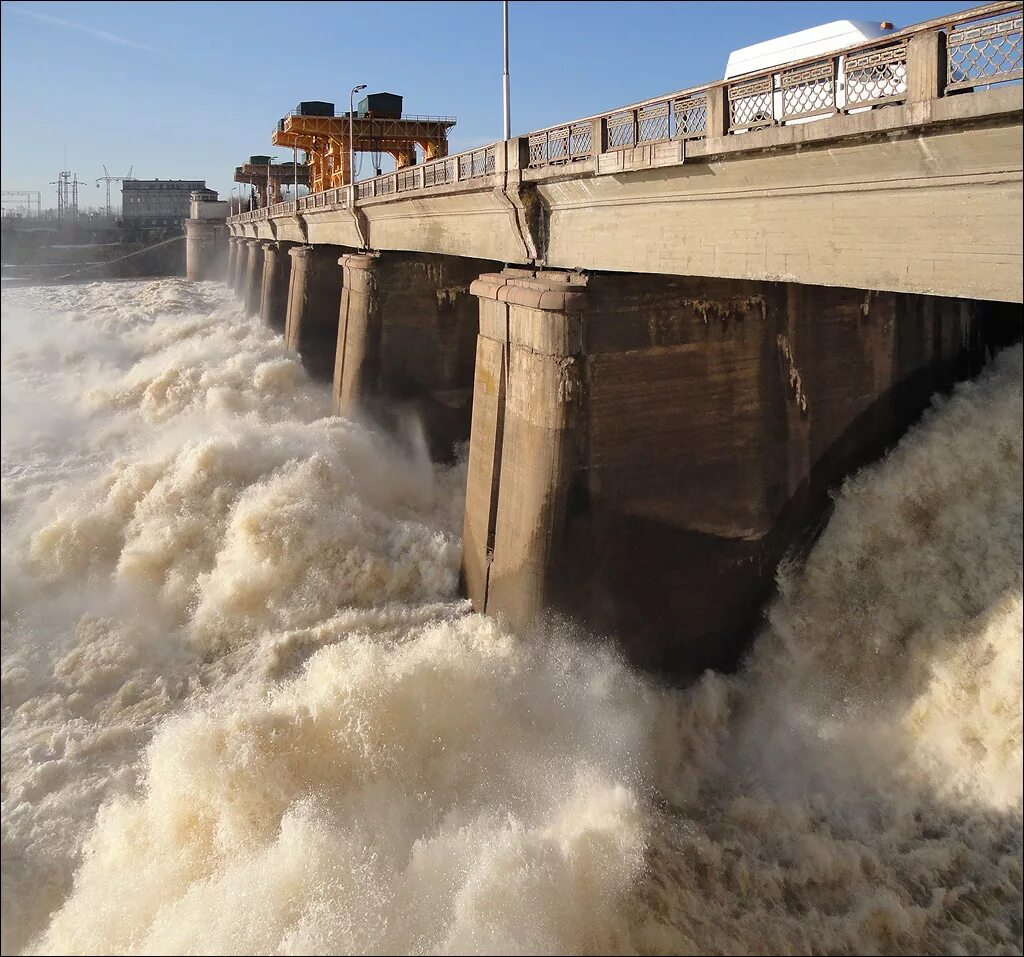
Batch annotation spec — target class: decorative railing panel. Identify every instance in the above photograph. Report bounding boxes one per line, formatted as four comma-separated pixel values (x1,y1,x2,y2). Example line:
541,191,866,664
947,12,1023,89
569,122,593,157
637,102,671,142
729,76,775,130
781,60,837,120
672,93,708,139
528,123,592,167
606,110,637,148
397,169,419,192
844,42,909,107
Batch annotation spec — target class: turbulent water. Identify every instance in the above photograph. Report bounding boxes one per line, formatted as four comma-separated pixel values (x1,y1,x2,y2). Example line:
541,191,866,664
1,279,1020,956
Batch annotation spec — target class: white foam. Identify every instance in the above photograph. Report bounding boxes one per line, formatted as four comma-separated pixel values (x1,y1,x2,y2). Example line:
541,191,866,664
2,280,1019,955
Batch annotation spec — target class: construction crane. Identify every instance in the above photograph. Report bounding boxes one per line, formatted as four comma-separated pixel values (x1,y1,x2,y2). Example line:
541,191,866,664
95,164,133,216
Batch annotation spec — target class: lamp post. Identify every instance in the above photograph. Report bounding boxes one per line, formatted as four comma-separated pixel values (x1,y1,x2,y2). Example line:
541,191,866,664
349,83,367,210
503,1,511,140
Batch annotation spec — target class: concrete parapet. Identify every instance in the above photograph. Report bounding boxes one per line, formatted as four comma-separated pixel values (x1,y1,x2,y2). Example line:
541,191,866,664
285,245,345,380
260,242,294,332
333,251,501,457
462,267,991,677
243,240,264,317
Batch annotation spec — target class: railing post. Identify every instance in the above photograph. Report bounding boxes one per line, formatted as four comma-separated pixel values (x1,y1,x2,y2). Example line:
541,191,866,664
908,30,947,102
509,137,530,172
591,116,606,156
706,83,730,137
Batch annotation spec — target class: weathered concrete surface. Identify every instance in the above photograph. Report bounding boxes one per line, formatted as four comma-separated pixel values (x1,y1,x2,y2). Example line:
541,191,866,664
185,219,226,281
285,245,346,380
359,186,531,264
537,119,1023,304
260,241,294,332
243,240,265,317
463,268,999,677
334,251,502,457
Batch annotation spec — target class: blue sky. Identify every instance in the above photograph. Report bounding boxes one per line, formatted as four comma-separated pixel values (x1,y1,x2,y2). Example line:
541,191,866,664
1,0,978,210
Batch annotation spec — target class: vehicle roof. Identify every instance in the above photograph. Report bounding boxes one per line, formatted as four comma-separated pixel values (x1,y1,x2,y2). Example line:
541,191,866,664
724,20,893,79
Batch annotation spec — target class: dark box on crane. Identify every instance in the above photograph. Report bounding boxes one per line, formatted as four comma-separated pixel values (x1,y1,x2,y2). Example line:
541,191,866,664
295,101,335,117
356,92,403,119
249,155,273,166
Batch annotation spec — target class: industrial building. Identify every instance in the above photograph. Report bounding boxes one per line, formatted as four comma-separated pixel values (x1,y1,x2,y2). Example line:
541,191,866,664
121,179,216,235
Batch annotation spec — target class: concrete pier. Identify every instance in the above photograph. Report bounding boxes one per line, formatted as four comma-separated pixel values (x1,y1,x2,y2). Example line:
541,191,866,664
285,245,345,380
230,237,248,298
462,268,984,676
185,220,226,281
225,237,239,288
334,251,498,456
260,241,294,332
243,240,264,317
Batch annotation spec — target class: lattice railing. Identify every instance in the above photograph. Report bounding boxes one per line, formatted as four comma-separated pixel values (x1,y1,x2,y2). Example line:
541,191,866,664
845,42,909,107
672,93,709,139
528,122,593,167
947,10,1023,89
422,157,455,187
729,76,775,130
781,61,837,120
396,169,419,192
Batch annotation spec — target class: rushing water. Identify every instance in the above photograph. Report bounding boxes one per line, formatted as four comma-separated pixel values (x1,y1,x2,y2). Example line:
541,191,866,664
1,279,1020,956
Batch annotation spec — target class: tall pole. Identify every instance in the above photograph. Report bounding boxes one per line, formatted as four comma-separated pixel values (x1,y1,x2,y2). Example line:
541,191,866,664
503,1,511,140
293,146,298,206
349,83,367,211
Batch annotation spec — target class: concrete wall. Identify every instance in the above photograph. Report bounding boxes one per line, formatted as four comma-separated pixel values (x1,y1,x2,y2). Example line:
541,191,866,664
537,120,1023,303
285,245,346,380
462,268,999,678
333,251,502,457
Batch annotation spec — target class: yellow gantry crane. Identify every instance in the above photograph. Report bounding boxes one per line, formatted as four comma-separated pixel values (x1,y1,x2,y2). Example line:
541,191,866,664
234,156,310,206
270,93,455,194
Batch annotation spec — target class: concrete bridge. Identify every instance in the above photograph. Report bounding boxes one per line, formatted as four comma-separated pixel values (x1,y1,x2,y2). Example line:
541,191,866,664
191,2,1023,677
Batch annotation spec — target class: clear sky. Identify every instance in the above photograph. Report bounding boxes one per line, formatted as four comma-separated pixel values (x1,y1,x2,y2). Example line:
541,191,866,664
1,0,980,211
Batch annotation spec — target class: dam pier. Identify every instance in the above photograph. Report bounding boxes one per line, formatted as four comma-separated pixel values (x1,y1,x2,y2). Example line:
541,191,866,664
189,2,1023,675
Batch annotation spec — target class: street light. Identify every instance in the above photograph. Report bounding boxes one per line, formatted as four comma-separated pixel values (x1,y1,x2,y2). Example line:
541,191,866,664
503,1,511,140
349,83,367,211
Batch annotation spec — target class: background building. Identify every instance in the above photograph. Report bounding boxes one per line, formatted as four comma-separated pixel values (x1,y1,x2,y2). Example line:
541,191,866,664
121,179,215,236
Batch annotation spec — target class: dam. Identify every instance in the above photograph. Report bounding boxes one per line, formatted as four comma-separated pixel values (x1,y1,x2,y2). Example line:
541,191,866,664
190,0,1023,675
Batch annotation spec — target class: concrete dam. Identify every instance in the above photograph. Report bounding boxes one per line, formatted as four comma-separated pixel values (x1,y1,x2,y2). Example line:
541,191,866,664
190,1,1023,677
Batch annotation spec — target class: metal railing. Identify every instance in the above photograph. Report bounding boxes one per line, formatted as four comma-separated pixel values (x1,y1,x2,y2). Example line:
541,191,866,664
225,1,1019,224
351,143,496,200
284,109,457,124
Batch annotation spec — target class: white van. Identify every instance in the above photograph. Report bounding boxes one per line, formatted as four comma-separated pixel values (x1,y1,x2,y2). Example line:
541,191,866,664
724,20,901,131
